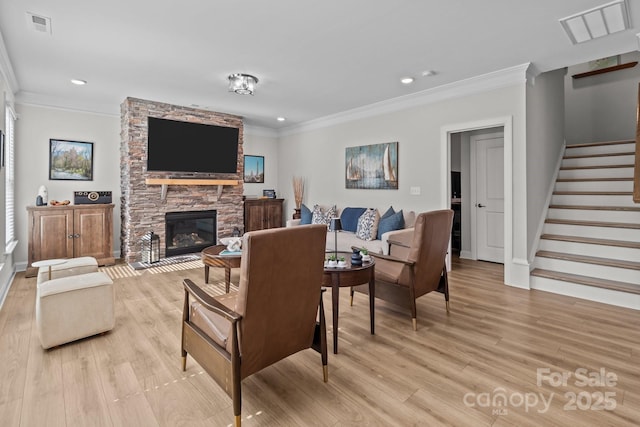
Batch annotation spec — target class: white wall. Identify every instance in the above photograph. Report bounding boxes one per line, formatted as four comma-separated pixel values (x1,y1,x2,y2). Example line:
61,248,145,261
276,83,529,287
526,69,566,262
242,127,280,201
565,51,640,145
14,104,121,269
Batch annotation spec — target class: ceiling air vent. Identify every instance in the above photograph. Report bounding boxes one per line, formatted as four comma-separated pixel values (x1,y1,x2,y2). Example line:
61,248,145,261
26,12,52,34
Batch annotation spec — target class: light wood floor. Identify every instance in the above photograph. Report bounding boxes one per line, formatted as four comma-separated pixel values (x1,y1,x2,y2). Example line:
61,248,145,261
1,257,639,426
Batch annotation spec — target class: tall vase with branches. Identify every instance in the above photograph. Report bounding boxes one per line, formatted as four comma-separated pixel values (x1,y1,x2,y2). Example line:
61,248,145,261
292,176,304,219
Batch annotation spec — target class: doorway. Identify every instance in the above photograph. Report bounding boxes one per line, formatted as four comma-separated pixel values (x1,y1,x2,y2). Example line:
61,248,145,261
442,117,512,278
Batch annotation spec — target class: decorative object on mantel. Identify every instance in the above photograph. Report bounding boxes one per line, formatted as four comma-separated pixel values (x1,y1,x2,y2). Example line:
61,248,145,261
141,231,160,264
262,189,276,198
292,176,304,219
228,73,259,95
345,142,398,189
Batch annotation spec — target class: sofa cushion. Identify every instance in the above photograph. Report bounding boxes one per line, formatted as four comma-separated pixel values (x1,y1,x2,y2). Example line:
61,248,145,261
340,207,367,232
380,206,396,220
300,203,312,224
356,208,380,241
312,204,336,225
377,209,405,239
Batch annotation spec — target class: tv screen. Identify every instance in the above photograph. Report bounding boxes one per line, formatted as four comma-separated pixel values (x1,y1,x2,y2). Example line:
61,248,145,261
147,117,239,174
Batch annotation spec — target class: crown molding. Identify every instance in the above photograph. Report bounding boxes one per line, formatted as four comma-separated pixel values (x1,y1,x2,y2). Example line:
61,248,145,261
16,91,120,117
243,124,279,138
0,30,19,94
279,63,531,137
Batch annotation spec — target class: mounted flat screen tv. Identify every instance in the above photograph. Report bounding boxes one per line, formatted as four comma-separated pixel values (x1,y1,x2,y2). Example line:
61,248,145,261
147,117,239,174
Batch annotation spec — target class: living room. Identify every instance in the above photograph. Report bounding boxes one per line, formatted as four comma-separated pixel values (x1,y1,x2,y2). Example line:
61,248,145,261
1,1,640,425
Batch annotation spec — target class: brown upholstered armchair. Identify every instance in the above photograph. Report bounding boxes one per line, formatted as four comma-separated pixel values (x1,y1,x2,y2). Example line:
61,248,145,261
352,209,454,330
181,225,328,427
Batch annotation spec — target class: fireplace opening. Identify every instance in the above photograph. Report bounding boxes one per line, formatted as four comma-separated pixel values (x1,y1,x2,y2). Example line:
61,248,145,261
165,210,216,257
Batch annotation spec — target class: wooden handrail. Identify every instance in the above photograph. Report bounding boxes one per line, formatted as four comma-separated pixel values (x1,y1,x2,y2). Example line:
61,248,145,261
634,83,640,203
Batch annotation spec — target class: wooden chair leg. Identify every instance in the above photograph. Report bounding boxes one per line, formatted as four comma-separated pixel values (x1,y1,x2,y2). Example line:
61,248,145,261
319,293,328,382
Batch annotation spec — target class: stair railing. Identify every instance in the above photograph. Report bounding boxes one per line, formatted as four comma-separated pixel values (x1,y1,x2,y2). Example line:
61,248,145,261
635,83,640,203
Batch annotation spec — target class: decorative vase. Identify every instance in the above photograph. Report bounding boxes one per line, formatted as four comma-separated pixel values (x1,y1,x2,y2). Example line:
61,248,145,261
328,260,338,268
351,248,363,266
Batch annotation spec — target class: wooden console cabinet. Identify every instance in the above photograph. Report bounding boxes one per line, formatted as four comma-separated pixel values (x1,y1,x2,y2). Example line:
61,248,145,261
244,198,284,232
26,204,115,277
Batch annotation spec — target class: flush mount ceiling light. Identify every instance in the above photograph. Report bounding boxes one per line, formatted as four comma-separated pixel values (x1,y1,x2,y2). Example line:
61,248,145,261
400,77,414,84
70,79,87,85
276,117,286,122
559,0,630,44
228,73,258,95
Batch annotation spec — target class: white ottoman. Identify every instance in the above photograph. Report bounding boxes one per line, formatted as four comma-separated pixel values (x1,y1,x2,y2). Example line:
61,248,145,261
36,271,115,349
36,256,99,285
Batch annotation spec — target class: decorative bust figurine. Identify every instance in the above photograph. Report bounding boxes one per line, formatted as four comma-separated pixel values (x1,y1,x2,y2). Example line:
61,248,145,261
38,185,48,204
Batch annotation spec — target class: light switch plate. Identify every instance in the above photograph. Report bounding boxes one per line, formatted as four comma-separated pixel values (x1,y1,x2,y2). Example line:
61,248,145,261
410,186,421,195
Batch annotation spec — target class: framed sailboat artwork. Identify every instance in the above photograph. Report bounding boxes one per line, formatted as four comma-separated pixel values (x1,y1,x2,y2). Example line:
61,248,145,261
345,142,398,189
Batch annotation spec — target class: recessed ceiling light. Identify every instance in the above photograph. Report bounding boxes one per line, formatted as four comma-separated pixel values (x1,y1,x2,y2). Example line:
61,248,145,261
400,77,414,84
70,79,87,85
277,117,286,122
422,70,437,77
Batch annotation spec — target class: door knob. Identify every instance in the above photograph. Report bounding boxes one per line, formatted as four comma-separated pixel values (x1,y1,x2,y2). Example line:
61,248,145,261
476,203,486,208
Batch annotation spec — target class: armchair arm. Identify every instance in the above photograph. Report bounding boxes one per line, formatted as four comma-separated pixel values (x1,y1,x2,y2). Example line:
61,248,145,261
183,279,241,323
369,251,415,267
387,239,410,249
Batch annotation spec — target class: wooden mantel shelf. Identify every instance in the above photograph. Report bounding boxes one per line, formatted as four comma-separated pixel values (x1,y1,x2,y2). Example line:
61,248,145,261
145,178,239,201
572,61,638,79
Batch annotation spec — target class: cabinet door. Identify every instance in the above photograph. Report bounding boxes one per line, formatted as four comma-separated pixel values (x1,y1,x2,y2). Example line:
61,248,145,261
264,201,283,229
74,207,111,259
244,202,265,232
32,210,74,261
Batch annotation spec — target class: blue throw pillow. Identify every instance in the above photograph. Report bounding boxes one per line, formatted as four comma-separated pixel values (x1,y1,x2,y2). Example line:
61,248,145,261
340,207,367,232
377,209,404,239
300,204,312,224
380,206,396,220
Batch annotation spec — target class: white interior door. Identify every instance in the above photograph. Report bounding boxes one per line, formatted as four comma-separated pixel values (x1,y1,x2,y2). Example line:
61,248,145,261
475,135,504,263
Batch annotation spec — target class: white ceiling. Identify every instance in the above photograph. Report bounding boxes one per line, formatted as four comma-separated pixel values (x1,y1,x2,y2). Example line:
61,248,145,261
1,0,639,130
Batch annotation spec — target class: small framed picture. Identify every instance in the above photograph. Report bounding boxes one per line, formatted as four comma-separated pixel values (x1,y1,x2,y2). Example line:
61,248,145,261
244,155,264,183
49,139,94,181
263,189,276,198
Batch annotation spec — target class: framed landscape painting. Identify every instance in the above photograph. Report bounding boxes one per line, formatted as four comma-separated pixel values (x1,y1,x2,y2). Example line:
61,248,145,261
244,155,264,183
49,139,94,181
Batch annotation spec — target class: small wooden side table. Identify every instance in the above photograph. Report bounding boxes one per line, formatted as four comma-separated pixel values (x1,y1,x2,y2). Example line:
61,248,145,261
201,245,241,293
322,252,375,354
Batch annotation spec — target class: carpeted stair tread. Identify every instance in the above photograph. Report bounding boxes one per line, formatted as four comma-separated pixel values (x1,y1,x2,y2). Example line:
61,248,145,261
560,164,634,170
565,140,635,148
553,191,632,195
563,151,635,159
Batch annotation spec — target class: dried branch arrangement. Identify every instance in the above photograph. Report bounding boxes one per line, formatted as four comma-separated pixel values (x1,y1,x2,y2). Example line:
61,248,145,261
292,176,304,209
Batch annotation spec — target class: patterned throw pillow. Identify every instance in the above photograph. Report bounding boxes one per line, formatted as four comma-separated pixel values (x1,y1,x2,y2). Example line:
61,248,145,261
356,208,380,241
311,204,337,225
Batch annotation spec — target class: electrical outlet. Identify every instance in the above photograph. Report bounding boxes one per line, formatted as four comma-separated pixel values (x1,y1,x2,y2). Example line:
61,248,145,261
410,186,421,195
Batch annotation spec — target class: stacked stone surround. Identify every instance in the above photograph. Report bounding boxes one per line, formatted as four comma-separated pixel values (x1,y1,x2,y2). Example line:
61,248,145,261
120,97,244,263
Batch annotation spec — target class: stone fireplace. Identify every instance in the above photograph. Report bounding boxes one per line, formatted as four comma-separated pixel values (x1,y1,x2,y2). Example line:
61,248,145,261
120,97,244,263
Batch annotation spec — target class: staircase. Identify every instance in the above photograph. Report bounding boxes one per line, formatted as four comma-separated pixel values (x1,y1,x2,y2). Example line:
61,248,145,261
530,140,640,309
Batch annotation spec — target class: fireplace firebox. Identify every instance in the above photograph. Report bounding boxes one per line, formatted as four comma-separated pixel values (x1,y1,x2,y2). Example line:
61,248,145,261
165,210,216,257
